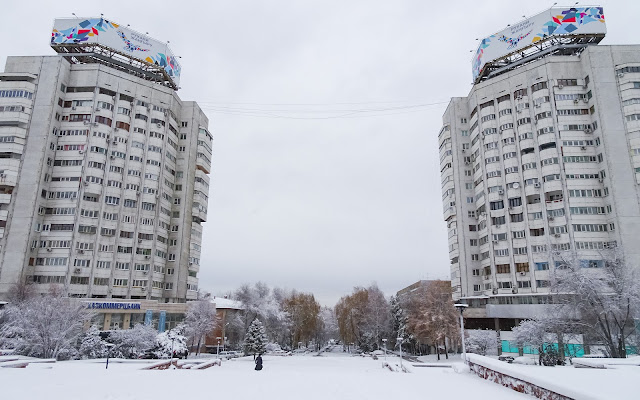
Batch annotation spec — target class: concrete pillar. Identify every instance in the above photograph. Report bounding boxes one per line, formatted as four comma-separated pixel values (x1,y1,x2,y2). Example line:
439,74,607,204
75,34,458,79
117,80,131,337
123,313,131,329
494,318,502,355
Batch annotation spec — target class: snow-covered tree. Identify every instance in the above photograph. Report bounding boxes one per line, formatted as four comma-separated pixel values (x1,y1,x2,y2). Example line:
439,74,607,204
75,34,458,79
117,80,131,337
316,306,339,346
511,319,564,366
334,287,368,348
79,325,109,359
362,284,391,350
0,290,93,359
154,324,188,358
282,291,321,349
406,280,458,360
184,299,217,355
465,330,498,356
334,284,393,352
549,248,640,358
107,324,157,358
234,282,287,345
244,318,267,357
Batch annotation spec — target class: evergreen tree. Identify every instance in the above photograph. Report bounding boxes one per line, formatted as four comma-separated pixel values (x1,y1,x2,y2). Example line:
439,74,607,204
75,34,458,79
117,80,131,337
244,318,267,357
79,326,109,359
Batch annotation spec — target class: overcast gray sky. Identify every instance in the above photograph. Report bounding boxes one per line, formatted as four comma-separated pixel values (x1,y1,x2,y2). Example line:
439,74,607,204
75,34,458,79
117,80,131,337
2,1,640,306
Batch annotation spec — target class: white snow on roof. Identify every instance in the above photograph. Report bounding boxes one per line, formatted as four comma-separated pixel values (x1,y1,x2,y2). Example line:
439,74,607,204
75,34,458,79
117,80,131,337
210,297,243,310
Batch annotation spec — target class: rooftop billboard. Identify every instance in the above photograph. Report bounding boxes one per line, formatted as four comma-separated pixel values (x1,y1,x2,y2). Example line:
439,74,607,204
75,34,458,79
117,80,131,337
51,17,181,87
472,7,606,81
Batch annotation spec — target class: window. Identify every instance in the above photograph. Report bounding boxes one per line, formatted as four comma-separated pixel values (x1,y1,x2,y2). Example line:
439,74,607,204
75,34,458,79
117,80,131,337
95,116,112,126
113,278,128,287
508,198,522,208
531,82,548,92
492,216,505,226
123,199,137,208
530,228,545,237
104,196,120,205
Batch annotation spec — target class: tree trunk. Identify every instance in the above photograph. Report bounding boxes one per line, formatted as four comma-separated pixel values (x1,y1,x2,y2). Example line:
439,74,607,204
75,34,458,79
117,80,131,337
444,340,448,359
556,332,565,364
436,344,440,361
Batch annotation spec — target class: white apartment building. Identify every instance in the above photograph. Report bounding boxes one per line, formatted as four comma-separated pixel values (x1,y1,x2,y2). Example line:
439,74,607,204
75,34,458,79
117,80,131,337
0,18,212,303
439,7,640,330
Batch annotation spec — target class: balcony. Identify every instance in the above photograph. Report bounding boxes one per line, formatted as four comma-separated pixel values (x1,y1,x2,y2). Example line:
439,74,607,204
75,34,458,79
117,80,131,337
486,304,552,319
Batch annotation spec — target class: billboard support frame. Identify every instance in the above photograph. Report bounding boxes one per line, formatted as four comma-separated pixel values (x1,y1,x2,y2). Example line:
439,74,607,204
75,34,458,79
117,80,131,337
476,33,604,84
53,43,178,89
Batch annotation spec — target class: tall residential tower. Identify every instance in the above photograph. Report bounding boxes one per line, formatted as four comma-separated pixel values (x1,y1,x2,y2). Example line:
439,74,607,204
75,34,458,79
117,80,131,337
0,17,212,303
439,7,640,329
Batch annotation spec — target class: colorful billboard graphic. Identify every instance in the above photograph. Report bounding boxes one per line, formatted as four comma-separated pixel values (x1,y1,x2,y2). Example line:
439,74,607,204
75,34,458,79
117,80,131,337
472,7,606,81
51,17,181,87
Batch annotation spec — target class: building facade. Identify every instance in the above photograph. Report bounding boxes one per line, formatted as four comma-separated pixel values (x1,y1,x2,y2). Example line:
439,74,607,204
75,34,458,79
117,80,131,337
0,19,212,303
440,41,640,328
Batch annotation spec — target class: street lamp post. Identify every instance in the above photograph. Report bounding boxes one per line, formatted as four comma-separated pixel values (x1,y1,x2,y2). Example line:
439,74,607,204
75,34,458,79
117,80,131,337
105,343,115,370
381,338,387,364
397,337,403,370
170,336,176,365
454,303,469,364
381,338,388,369
216,337,221,358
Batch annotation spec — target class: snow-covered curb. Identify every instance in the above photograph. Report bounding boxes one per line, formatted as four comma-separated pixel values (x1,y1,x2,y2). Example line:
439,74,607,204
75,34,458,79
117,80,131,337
572,357,640,369
466,354,597,400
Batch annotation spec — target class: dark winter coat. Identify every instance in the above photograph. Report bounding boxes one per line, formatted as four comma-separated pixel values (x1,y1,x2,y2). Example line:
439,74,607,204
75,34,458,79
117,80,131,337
255,355,263,371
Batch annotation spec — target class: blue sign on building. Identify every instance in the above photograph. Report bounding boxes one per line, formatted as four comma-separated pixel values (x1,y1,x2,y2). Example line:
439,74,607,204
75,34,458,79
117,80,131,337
144,310,153,326
158,310,166,332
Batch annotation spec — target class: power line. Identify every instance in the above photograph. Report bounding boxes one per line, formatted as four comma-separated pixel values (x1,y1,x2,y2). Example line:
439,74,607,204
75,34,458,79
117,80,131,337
197,100,450,119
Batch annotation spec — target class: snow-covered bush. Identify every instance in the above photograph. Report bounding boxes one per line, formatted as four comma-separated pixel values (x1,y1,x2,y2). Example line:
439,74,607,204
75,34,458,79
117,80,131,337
107,323,157,358
154,324,188,358
465,330,498,356
79,326,109,359
265,342,282,352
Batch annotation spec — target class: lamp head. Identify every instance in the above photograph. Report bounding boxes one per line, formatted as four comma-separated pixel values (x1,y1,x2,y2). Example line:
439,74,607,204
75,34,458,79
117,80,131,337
453,303,469,311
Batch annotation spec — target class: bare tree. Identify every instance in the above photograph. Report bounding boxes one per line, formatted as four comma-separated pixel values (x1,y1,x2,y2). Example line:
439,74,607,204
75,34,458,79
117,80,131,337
184,299,217,355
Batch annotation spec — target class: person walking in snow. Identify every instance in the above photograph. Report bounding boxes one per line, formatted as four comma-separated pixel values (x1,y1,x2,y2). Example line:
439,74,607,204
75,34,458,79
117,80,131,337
255,354,263,371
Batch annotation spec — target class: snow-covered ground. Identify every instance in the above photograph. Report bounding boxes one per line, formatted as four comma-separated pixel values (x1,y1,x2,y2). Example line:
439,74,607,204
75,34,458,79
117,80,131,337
0,352,529,400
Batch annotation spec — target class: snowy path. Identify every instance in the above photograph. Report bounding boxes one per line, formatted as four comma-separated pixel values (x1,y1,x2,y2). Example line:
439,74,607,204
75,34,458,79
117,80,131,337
0,353,528,400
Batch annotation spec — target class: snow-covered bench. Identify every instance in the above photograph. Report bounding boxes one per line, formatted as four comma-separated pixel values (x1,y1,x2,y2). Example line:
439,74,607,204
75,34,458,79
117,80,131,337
191,359,222,369
141,358,178,370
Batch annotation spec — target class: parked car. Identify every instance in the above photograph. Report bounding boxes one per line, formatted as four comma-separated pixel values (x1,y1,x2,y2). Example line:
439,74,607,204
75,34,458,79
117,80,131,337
218,351,240,359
